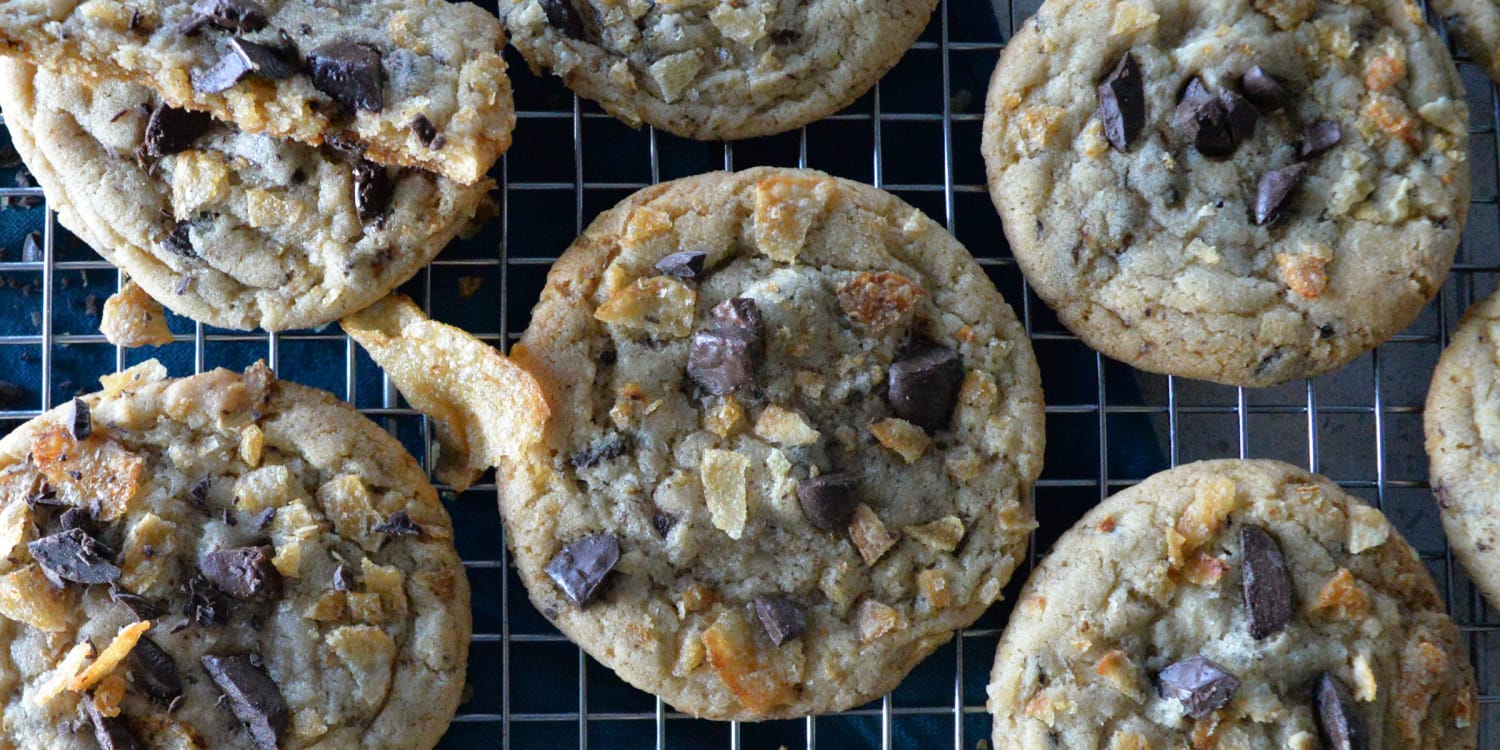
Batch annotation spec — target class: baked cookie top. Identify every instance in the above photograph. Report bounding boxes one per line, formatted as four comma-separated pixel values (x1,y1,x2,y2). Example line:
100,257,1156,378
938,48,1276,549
0,59,492,332
1434,0,1500,84
989,459,1476,750
0,0,513,185
1425,286,1500,612
503,168,1045,719
496,0,936,140
0,362,469,749
982,0,1469,387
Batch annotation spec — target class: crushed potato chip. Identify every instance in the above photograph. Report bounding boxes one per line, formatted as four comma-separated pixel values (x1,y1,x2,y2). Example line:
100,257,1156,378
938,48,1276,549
34,642,94,705
903,516,965,552
0,564,68,632
1169,476,1240,565
328,626,397,710
704,396,746,438
0,500,32,563
317,474,382,547
871,418,931,464
1094,650,1144,701
71,620,150,691
32,426,144,521
702,610,793,714
701,449,749,539
362,558,408,620
854,598,906,643
100,280,174,349
1346,504,1390,554
753,406,820,446
849,504,897,566
917,569,951,610
648,50,705,103
91,673,127,717
1314,568,1371,620
753,174,836,262
594,276,698,338
835,272,924,332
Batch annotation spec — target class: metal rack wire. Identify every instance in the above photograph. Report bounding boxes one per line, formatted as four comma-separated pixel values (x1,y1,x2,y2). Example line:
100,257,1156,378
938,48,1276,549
0,0,1497,746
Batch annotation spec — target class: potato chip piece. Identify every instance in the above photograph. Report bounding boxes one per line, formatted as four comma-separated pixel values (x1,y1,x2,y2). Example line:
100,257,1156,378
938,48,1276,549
849,504,897,565
328,625,397,710
0,564,68,632
34,642,93,705
32,426,144,521
753,174,837,262
752,406,820,447
70,620,150,691
701,449,749,539
701,609,793,714
593,276,697,338
100,280,174,349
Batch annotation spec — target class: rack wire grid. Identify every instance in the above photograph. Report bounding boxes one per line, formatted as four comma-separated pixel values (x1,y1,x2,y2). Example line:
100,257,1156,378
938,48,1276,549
0,0,1497,746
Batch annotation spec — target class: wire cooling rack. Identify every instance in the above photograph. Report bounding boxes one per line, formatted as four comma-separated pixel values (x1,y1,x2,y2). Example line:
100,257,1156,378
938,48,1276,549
0,0,1497,746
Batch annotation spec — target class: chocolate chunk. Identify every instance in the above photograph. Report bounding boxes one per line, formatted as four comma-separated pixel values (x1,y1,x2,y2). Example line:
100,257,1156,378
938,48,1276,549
1157,655,1240,718
128,637,183,703
711,297,764,339
754,596,807,646
688,328,758,395
57,507,89,533
189,476,211,508
655,250,707,280
140,104,213,159
888,342,964,432
162,221,196,257
352,159,392,225
193,36,299,93
409,114,442,149
1299,120,1342,159
200,546,282,602
85,699,144,750
796,472,860,532
1219,89,1257,144
253,507,276,530
768,28,801,45
178,0,268,34
201,654,289,750
539,0,587,40
1174,77,1214,131
331,564,355,592
650,513,676,538
29,528,119,586
1240,524,1293,638
307,41,384,113
373,510,420,536
1241,66,1287,111
1097,52,1145,151
20,231,43,263
546,533,620,607
183,574,227,626
1190,97,1234,158
1315,673,1366,750
61,397,91,440
570,435,629,469
110,586,166,620
1253,163,1308,226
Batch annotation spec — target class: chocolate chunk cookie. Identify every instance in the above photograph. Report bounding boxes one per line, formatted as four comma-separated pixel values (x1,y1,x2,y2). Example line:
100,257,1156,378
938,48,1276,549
496,0,937,140
1434,0,1500,84
501,168,1045,719
0,361,469,749
0,0,513,184
0,60,492,332
989,459,1476,749
982,0,1470,386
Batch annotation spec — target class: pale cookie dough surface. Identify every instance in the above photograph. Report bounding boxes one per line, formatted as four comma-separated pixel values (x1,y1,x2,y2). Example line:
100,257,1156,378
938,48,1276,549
0,0,513,184
503,168,1045,719
1434,0,1500,83
1425,286,1500,612
982,0,1469,387
0,361,470,749
497,0,936,140
989,459,1476,750
0,59,492,332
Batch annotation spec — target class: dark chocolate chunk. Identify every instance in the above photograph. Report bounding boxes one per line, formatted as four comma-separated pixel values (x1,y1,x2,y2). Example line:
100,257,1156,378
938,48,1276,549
650,513,676,538
711,297,764,339
888,342,964,432
85,698,144,750
1097,52,1145,151
687,327,758,395
29,528,119,586
796,472,860,532
307,41,384,113
1299,120,1342,159
539,0,587,40
189,476,211,508
57,507,89,533
1253,163,1308,225
1241,66,1287,111
193,36,299,94
110,586,166,621
0,380,24,407
409,114,441,148
61,397,91,440
1240,524,1293,638
373,510,420,536
177,0,268,34
1174,77,1215,131
570,435,629,469
655,250,707,280
352,159,392,225
768,28,801,44
1157,655,1240,718
254,507,276,530
201,654,289,750
162,221,197,257
546,533,620,607
1190,97,1234,158
332,564,355,592
183,574,227,626
20,230,43,263
128,637,183,703
200,546,282,601
1315,673,1366,750
1219,88,1257,144
754,596,807,646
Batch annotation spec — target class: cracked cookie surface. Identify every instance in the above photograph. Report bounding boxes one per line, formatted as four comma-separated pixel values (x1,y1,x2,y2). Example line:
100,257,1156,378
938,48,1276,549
1433,0,1500,84
0,60,492,332
502,168,1044,719
496,0,936,139
989,459,1476,750
0,361,469,749
982,0,1469,387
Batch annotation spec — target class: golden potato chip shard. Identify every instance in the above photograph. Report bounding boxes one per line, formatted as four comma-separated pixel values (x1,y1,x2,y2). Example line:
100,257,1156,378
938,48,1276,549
871,418,931,464
306,590,347,622
1314,568,1371,619
917,569,951,610
239,424,265,468
316,474,382,546
118,512,176,594
0,499,32,562
362,558,408,620
100,280,174,348
752,406,820,446
31,426,145,521
1170,476,1240,565
903,515,965,552
593,276,698,338
34,641,94,705
327,625,397,710
97,359,168,399
70,620,150,691
91,673,127,717
836,272,925,332
1094,650,1144,701
0,564,68,632
701,609,793,714
342,295,551,491
854,598,906,643
1346,503,1391,554
753,174,837,262
701,448,749,539
849,504,897,566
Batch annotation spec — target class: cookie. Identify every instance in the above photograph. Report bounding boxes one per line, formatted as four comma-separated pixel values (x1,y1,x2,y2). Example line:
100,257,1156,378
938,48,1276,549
989,459,1476,749
1425,286,1500,611
0,360,470,749
0,0,513,185
496,0,936,140
497,168,1044,719
981,0,1469,387
1434,0,1500,84
0,59,492,332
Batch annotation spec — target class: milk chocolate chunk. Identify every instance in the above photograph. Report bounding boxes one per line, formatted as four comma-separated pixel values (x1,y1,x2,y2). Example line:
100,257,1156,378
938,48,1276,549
128,637,183,703
201,654,290,750
796,472,860,532
1300,120,1343,159
29,528,120,585
655,251,708,280
307,41,385,113
1241,66,1288,111
687,327,758,395
1316,673,1367,750
1240,524,1293,638
711,297,765,340
139,104,213,160
1097,52,1145,151
1253,163,1308,226
546,533,620,607
754,596,807,646
888,342,964,432
1157,656,1240,718
200,546,283,601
